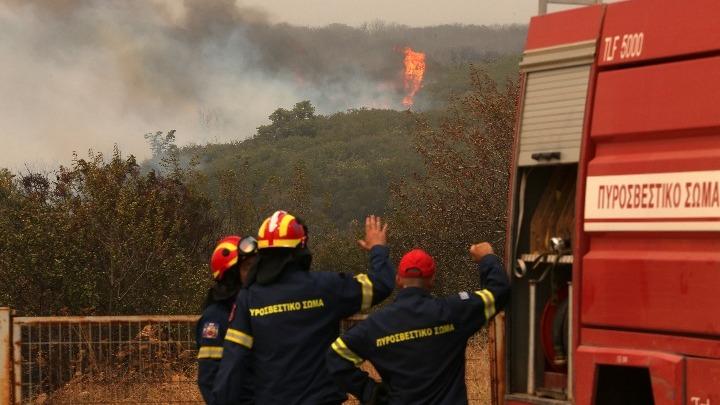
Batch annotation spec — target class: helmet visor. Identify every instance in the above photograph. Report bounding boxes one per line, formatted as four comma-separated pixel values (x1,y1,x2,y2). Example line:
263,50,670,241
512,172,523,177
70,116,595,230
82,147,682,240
238,236,258,256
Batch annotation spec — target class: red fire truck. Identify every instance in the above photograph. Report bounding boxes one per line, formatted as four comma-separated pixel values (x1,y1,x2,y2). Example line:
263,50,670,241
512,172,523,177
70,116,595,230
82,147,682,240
500,1,720,404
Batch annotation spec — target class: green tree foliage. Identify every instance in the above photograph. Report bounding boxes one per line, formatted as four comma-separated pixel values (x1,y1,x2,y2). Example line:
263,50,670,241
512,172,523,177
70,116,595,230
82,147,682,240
389,67,519,294
256,101,319,139
0,148,216,315
186,106,418,274
414,54,521,110
144,129,178,159
186,106,424,228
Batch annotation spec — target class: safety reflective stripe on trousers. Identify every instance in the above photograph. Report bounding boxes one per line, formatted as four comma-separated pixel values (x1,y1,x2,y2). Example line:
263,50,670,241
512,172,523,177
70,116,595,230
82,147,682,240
331,337,363,366
225,328,254,349
197,346,223,359
354,274,373,311
474,289,496,321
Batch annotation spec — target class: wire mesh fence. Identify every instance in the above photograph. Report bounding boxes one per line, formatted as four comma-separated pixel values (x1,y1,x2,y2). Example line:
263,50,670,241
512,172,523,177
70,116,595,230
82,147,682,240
12,316,201,404
465,331,493,404
4,313,491,404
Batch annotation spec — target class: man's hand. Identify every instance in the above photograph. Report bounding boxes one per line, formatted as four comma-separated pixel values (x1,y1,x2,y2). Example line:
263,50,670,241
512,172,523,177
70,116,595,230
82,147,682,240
357,215,388,251
469,242,494,262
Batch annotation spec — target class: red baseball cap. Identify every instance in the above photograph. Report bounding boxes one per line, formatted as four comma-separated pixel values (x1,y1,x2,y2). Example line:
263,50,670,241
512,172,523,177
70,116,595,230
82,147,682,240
398,249,436,278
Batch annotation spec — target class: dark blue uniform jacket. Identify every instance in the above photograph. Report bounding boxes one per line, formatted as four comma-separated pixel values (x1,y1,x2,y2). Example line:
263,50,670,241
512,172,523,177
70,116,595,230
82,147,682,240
326,254,510,405
213,245,395,405
196,299,232,404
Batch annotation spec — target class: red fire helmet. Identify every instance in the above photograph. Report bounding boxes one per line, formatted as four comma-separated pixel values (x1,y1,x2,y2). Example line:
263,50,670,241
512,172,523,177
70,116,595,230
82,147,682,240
257,210,307,249
210,235,258,280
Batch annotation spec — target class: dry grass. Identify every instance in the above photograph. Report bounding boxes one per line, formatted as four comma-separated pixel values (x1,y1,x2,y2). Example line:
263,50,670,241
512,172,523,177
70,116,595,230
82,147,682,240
41,379,201,404
465,335,492,404
33,335,490,404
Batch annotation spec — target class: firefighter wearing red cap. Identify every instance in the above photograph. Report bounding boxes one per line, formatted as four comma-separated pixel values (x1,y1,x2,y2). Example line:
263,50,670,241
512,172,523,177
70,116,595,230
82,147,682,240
196,235,257,404
326,242,510,405
213,212,396,405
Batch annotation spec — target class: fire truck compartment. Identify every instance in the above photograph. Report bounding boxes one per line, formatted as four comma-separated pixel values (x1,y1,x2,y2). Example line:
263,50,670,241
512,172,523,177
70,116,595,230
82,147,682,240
508,164,576,397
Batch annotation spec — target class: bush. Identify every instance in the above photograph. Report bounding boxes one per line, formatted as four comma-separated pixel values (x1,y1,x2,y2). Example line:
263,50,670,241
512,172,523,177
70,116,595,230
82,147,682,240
0,147,216,315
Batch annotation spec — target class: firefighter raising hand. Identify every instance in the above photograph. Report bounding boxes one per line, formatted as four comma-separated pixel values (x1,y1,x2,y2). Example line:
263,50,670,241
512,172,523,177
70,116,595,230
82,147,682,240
213,211,396,404
357,215,388,251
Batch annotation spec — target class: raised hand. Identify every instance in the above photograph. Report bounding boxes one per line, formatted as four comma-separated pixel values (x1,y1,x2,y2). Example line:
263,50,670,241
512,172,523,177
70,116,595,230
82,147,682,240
469,242,494,262
357,215,388,251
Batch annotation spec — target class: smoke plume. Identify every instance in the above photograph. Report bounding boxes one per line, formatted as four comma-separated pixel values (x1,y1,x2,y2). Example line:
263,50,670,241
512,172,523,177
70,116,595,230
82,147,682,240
0,0,524,170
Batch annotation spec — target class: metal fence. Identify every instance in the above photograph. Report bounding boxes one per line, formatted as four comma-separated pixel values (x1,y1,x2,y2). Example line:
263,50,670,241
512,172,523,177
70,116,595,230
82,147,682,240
0,308,491,405
6,311,201,404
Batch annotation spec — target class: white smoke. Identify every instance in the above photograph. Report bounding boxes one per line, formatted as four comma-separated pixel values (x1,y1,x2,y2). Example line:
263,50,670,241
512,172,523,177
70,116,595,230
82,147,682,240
0,0,400,170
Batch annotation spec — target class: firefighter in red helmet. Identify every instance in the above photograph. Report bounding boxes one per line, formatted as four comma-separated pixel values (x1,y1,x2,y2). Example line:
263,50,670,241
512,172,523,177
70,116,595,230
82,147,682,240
213,211,396,405
196,235,258,404
326,243,510,404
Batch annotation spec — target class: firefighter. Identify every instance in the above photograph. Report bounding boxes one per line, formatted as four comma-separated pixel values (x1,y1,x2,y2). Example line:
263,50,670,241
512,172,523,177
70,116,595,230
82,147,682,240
326,242,510,405
213,211,395,405
196,235,258,404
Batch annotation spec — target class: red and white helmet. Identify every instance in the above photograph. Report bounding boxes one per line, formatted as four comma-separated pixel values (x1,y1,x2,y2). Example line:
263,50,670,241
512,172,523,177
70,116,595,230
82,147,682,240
210,235,258,280
257,210,307,249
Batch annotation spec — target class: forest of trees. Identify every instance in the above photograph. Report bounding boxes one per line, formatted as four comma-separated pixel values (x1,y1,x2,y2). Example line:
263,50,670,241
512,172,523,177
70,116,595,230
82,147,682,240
233,21,525,110
1,56,519,315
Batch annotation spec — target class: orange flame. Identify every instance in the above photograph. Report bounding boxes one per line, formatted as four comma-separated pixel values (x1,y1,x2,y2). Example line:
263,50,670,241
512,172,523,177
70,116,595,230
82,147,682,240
402,47,426,108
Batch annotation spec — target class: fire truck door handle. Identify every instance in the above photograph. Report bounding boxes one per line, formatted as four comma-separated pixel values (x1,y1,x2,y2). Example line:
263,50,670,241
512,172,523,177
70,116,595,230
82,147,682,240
531,152,561,162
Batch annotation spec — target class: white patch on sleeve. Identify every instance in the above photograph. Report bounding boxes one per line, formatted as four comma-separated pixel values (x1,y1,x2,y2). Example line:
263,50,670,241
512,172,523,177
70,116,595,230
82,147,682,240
459,292,470,300
202,322,219,339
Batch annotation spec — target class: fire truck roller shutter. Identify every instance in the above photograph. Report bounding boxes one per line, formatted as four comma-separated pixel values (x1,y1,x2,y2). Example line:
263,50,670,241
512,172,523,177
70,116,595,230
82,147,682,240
517,38,596,167
518,65,590,166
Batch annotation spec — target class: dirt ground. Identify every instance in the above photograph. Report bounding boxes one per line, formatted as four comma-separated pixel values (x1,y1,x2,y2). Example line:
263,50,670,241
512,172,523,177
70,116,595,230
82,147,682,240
37,339,490,404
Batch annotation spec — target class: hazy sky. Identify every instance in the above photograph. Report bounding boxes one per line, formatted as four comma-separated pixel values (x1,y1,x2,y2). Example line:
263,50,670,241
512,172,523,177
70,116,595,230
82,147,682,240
240,0,541,26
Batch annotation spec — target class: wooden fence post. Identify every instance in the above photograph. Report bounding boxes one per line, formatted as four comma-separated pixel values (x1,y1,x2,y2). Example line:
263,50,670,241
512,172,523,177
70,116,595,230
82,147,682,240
0,307,12,405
